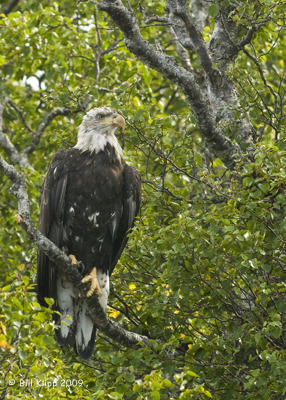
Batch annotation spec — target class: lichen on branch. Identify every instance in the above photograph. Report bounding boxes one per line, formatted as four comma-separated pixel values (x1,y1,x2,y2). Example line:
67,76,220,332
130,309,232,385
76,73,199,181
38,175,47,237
93,0,245,169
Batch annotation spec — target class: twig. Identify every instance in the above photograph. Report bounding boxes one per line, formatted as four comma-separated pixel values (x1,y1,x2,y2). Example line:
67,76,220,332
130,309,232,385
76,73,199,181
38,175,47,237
242,48,279,108
7,100,34,134
169,26,192,71
143,179,184,201
92,10,122,83
93,9,102,82
24,95,92,155
128,120,230,200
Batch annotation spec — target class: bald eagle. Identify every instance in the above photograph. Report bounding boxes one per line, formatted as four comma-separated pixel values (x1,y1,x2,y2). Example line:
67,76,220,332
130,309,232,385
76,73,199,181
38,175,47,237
37,107,141,358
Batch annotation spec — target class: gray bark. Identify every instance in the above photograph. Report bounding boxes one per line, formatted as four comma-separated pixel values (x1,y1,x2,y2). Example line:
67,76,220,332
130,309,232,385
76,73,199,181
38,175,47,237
95,0,245,169
94,0,260,167
191,0,209,31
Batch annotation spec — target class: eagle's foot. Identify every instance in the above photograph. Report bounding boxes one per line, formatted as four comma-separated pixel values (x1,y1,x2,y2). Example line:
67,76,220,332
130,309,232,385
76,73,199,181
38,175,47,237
16,214,23,224
69,254,80,265
82,267,102,297
68,254,84,274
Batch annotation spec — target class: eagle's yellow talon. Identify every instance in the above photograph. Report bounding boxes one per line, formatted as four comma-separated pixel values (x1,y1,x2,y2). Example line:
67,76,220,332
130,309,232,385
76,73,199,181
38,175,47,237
82,267,102,297
69,254,80,266
16,214,23,224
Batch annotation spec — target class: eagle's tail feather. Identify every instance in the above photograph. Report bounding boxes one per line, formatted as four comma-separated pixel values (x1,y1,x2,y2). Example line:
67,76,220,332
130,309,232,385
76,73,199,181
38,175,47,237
75,300,97,359
56,278,75,345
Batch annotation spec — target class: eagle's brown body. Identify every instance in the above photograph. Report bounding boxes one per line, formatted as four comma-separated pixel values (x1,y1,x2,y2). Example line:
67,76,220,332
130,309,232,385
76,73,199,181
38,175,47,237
37,107,141,358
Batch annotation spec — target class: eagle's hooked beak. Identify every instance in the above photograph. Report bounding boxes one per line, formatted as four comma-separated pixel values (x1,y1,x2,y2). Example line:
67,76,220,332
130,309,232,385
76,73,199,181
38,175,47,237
112,114,126,130
99,113,126,130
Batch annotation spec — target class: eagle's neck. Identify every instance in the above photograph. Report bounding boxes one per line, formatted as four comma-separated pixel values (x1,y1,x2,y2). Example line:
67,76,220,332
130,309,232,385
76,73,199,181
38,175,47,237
74,126,123,160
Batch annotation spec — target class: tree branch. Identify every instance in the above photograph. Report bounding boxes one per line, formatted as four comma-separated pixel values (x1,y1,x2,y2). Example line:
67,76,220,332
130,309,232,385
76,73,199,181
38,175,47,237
177,11,214,78
190,0,209,31
166,0,216,84
1,0,21,15
0,96,91,166
24,95,92,155
209,3,275,69
0,100,31,168
243,48,278,107
93,0,242,168
0,152,182,357
7,100,34,134
168,24,192,71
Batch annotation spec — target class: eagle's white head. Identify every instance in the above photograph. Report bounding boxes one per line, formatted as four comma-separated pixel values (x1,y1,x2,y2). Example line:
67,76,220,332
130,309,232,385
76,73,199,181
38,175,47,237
74,106,125,158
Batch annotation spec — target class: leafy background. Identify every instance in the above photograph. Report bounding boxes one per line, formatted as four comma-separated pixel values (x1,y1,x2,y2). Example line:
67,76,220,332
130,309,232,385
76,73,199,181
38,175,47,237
0,0,285,399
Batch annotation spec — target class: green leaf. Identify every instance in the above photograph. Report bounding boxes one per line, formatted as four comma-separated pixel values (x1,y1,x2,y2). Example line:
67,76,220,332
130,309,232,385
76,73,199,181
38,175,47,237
208,4,219,18
44,297,55,306
151,391,160,400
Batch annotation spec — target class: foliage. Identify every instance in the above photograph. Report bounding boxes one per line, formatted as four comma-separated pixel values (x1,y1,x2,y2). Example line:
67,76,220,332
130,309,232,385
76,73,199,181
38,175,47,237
0,0,285,399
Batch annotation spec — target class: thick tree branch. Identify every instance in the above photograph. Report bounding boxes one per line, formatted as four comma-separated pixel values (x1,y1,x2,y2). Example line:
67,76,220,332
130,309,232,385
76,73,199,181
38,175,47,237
0,153,182,357
94,0,242,168
176,11,214,79
191,0,209,31
166,0,216,84
209,4,275,68
238,25,260,49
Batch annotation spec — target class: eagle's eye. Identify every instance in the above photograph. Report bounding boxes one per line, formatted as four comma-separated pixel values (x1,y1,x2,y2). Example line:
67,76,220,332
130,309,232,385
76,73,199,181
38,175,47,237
97,113,105,120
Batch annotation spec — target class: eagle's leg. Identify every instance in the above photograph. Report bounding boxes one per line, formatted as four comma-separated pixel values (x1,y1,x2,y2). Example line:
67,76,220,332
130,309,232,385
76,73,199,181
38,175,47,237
82,267,102,297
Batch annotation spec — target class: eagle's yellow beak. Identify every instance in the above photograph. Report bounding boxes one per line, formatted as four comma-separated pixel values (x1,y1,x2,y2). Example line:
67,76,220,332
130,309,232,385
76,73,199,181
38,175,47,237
112,114,126,130
99,113,126,130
